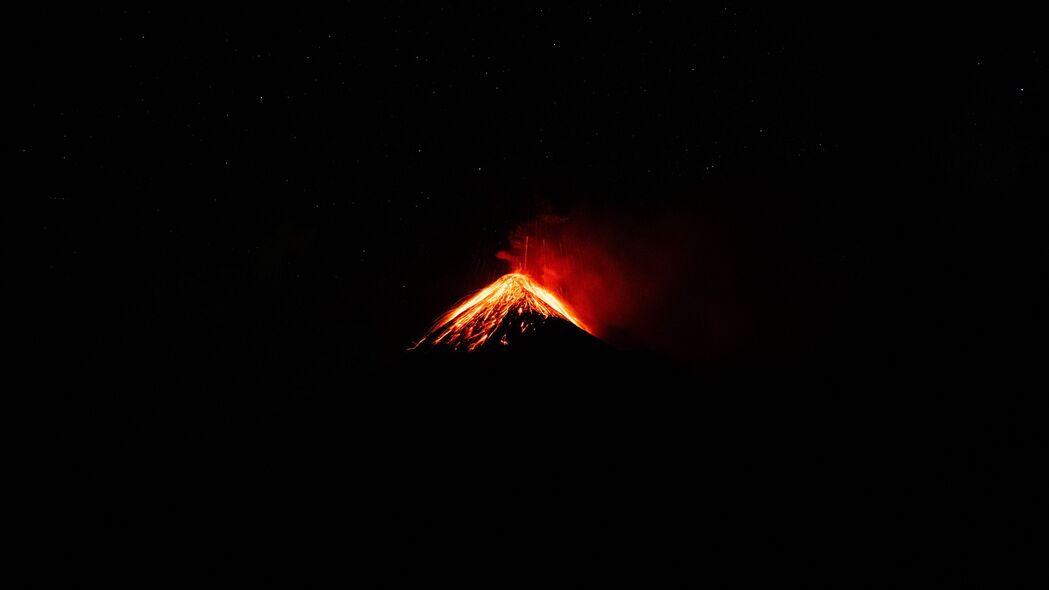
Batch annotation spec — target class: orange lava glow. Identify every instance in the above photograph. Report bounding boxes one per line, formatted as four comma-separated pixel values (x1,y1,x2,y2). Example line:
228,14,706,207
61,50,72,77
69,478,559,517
413,273,590,351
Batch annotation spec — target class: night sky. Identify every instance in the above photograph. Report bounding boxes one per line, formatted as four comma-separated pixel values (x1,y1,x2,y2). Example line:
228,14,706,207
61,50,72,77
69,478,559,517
30,5,1041,578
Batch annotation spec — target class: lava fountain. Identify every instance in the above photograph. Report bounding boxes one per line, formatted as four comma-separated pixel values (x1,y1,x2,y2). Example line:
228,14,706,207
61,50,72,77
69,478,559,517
412,273,591,352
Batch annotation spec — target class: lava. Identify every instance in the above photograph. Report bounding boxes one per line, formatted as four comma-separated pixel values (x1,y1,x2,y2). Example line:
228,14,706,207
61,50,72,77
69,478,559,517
412,273,590,351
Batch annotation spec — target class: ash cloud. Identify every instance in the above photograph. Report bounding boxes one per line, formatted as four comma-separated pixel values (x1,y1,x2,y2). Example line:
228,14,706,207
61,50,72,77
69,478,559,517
496,203,776,365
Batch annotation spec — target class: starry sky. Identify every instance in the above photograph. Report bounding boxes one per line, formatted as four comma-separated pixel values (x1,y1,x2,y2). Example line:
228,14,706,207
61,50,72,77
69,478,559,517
29,5,1041,399
25,5,1045,578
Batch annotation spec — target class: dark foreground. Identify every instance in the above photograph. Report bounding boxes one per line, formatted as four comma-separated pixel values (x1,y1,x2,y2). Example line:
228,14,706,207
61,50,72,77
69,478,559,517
61,344,1019,585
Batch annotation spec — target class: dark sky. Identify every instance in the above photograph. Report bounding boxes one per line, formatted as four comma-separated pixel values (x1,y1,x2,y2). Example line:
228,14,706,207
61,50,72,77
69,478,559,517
30,5,1041,397
26,4,1043,577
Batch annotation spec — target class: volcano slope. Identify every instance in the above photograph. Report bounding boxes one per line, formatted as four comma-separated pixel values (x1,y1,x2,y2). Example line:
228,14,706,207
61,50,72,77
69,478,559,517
409,272,613,370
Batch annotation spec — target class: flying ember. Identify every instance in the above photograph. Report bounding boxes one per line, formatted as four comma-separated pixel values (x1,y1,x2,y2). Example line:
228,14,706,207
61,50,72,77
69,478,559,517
412,273,590,351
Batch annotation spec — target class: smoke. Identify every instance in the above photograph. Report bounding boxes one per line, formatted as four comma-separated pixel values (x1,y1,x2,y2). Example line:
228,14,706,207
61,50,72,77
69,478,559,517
496,204,767,364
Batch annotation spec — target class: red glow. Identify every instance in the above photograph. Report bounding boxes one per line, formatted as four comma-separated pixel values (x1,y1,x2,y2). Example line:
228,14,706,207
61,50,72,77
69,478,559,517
416,206,753,360
495,214,639,340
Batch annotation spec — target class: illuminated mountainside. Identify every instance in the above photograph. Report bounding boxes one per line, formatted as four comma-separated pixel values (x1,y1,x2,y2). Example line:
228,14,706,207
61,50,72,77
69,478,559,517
412,273,596,352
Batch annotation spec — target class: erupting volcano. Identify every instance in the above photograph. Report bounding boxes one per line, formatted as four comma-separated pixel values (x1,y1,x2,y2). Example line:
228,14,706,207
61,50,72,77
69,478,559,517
412,273,595,352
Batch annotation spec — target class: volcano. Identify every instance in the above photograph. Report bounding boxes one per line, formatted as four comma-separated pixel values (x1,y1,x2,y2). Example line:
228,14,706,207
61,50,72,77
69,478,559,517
412,273,605,354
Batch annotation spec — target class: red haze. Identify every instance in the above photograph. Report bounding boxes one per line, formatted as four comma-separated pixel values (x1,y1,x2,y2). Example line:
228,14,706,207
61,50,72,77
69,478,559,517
496,206,764,363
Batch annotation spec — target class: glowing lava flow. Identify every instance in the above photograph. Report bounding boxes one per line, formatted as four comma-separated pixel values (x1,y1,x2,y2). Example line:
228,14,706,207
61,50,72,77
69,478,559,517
413,273,590,351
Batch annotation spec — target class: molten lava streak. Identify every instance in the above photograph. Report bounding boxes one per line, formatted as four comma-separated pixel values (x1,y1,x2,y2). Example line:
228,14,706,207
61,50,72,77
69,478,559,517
413,273,590,351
